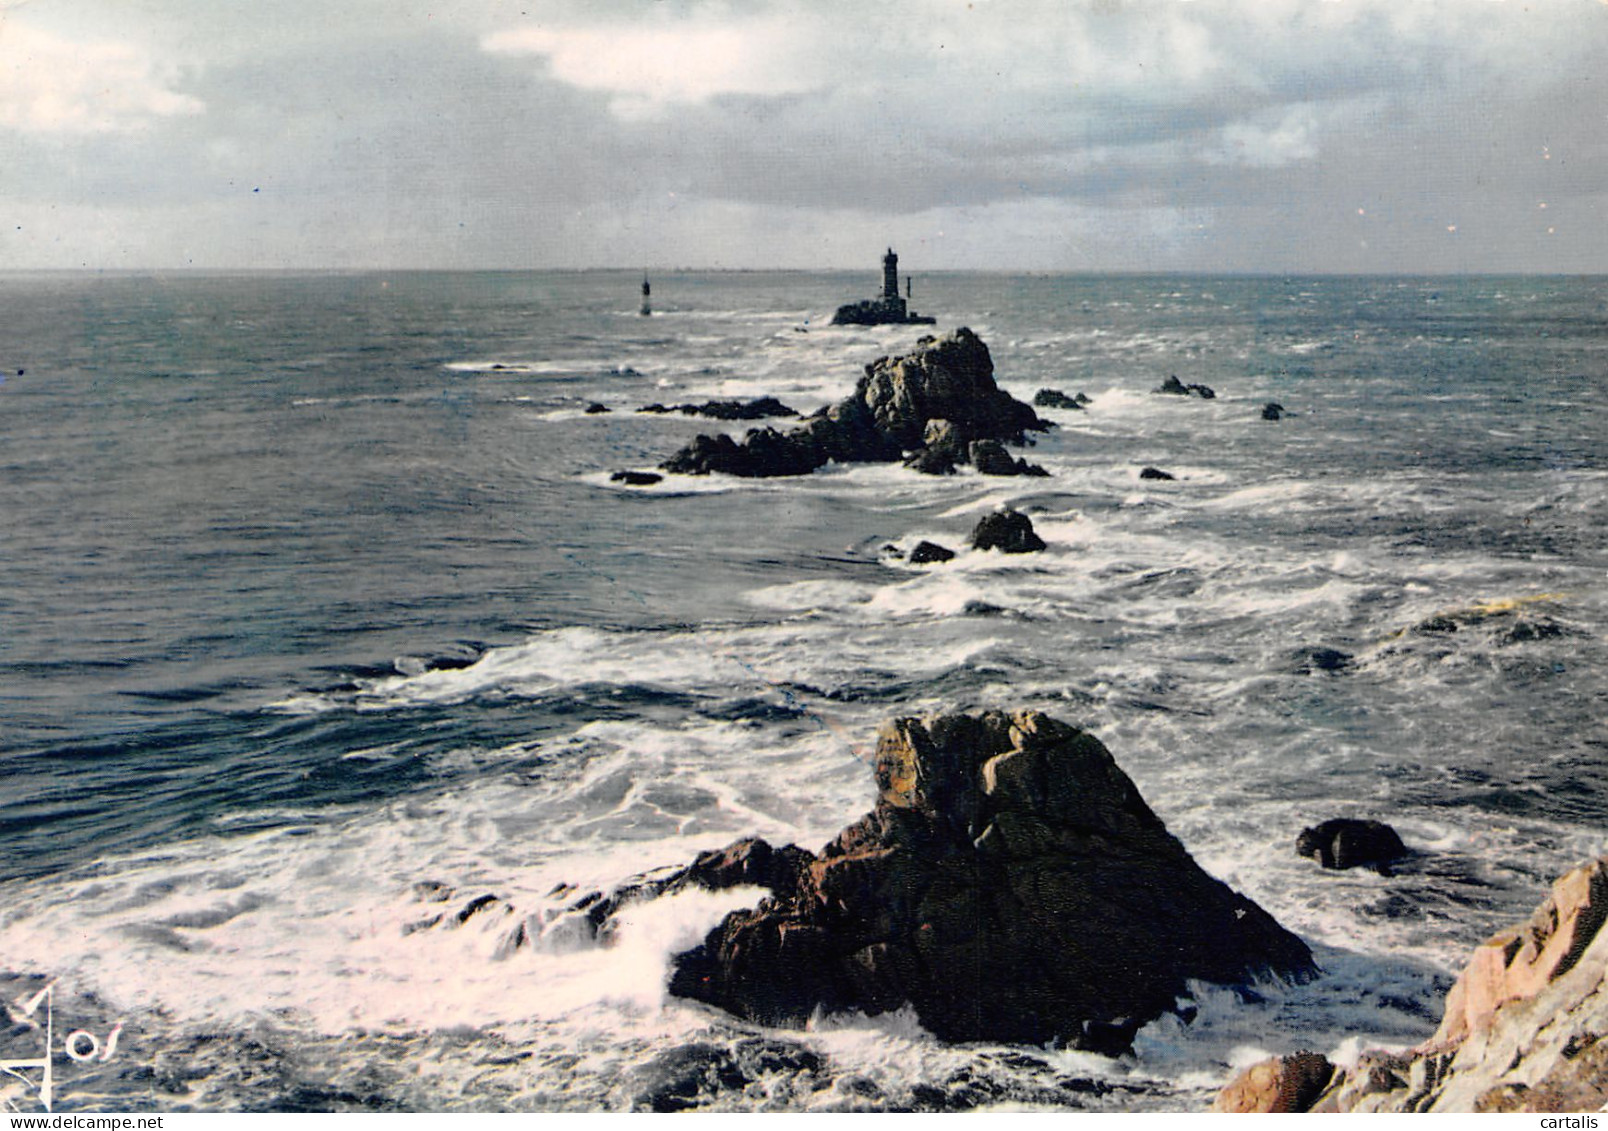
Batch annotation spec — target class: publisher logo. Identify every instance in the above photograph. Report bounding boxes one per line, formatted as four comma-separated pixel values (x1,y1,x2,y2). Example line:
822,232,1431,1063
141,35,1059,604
0,983,123,1114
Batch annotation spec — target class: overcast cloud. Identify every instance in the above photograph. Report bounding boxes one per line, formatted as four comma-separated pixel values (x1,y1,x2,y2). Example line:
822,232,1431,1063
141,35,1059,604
1,0,1603,271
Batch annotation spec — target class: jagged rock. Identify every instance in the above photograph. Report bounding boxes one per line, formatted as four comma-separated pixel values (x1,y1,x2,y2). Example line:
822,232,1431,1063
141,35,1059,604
907,541,955,565
667,710,1316,1052
1033,388,1085,410
969,439,1049,477
969,509,1046,554
638,403,671,414
1139,467,1175,481
1229,855,1608,1113
585,402,611,414
611,470,664,486
1262,402,1286,421
662,329,1045,477
1297,818,1407,873
1154,375,1216,399
1212,1052,1337,1112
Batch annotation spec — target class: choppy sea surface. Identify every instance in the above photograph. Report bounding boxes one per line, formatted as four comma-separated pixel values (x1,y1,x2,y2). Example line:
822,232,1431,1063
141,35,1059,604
3,270,1607,1112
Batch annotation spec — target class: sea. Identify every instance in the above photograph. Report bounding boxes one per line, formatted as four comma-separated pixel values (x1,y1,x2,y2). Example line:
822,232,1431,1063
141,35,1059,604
2,269,1607,1112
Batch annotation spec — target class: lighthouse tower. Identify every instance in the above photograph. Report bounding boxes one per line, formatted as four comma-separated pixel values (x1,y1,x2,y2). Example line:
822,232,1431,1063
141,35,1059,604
882,248,899,300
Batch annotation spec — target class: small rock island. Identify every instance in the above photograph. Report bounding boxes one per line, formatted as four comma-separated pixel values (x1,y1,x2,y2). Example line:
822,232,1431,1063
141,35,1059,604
831,248,938,326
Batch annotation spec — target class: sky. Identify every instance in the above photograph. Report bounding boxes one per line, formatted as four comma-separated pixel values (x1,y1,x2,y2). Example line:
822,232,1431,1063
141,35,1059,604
1,0,1604,272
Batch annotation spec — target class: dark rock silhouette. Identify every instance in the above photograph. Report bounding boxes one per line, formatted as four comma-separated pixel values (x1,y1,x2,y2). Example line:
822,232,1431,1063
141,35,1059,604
969,509,1046,554
1155,375,1216,399
1139,467,1176,481
1296,818,1408,873
662,329,1046,478
637,397,797,420
1033,388,1086,410
908,541,956,564
611,470,664,486
667,710,1316,1051
970,439,1049,477
585,402,611,414
1262,402,1287,421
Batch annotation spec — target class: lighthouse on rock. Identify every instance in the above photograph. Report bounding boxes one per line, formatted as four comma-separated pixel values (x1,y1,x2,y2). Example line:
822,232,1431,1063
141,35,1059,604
830,248,937,326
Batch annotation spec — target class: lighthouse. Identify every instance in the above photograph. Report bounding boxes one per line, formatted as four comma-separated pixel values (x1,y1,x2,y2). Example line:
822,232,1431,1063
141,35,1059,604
829,248,937,326
640,275,651,317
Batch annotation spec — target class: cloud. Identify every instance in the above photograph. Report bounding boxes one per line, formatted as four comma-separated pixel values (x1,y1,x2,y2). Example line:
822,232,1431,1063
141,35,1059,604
481,14,826,119
0,21,204,134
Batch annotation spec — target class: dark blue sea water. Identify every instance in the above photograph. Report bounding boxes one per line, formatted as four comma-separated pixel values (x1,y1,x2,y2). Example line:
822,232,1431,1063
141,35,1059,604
3,270,1608,1111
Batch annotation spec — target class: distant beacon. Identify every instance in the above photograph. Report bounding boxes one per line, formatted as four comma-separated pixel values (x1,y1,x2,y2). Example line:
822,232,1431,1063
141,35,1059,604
640,275,651,317
830,248,937,326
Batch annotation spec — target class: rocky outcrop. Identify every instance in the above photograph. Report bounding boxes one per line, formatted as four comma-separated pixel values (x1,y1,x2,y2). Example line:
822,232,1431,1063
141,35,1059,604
640,397,799,420
1155,375,1216,399
969,509,1046,554
907,541,956,565
1033,389,1087,411
666,711,1315,1052
1217,855,1608,1113
1296,818,1408,873
661,329,1047,478
969,440,1049,478
831,297,937,326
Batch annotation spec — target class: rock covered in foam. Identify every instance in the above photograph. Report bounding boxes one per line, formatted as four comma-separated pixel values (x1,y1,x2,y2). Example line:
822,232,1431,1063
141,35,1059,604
666,710,1316,1052
968,509,1046,554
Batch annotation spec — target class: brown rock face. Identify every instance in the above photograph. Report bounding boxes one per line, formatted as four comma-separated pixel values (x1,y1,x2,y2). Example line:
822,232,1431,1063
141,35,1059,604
1434,858,1608,1048
1212,1052,1337,1113
661,329,1046,478
668,710,1316,1052
1219,855,1608,1113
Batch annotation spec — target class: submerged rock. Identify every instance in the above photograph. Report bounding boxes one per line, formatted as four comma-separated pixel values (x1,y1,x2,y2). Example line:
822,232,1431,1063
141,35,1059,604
674,397,799,420
661,329,1047,478
1223,855,1608,1112
1262,402,1287,421
667,710,1316,1051
1139,467,1176,481
969,509,1046,554
610,470,664,486
585,402,611,414
1297,818,1407,873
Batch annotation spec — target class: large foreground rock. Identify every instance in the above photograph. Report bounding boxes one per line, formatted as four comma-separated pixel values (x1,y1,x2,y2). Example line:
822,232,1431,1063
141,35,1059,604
662,329,1046,478
668,710,1316,1051
1217,855,1608,1112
